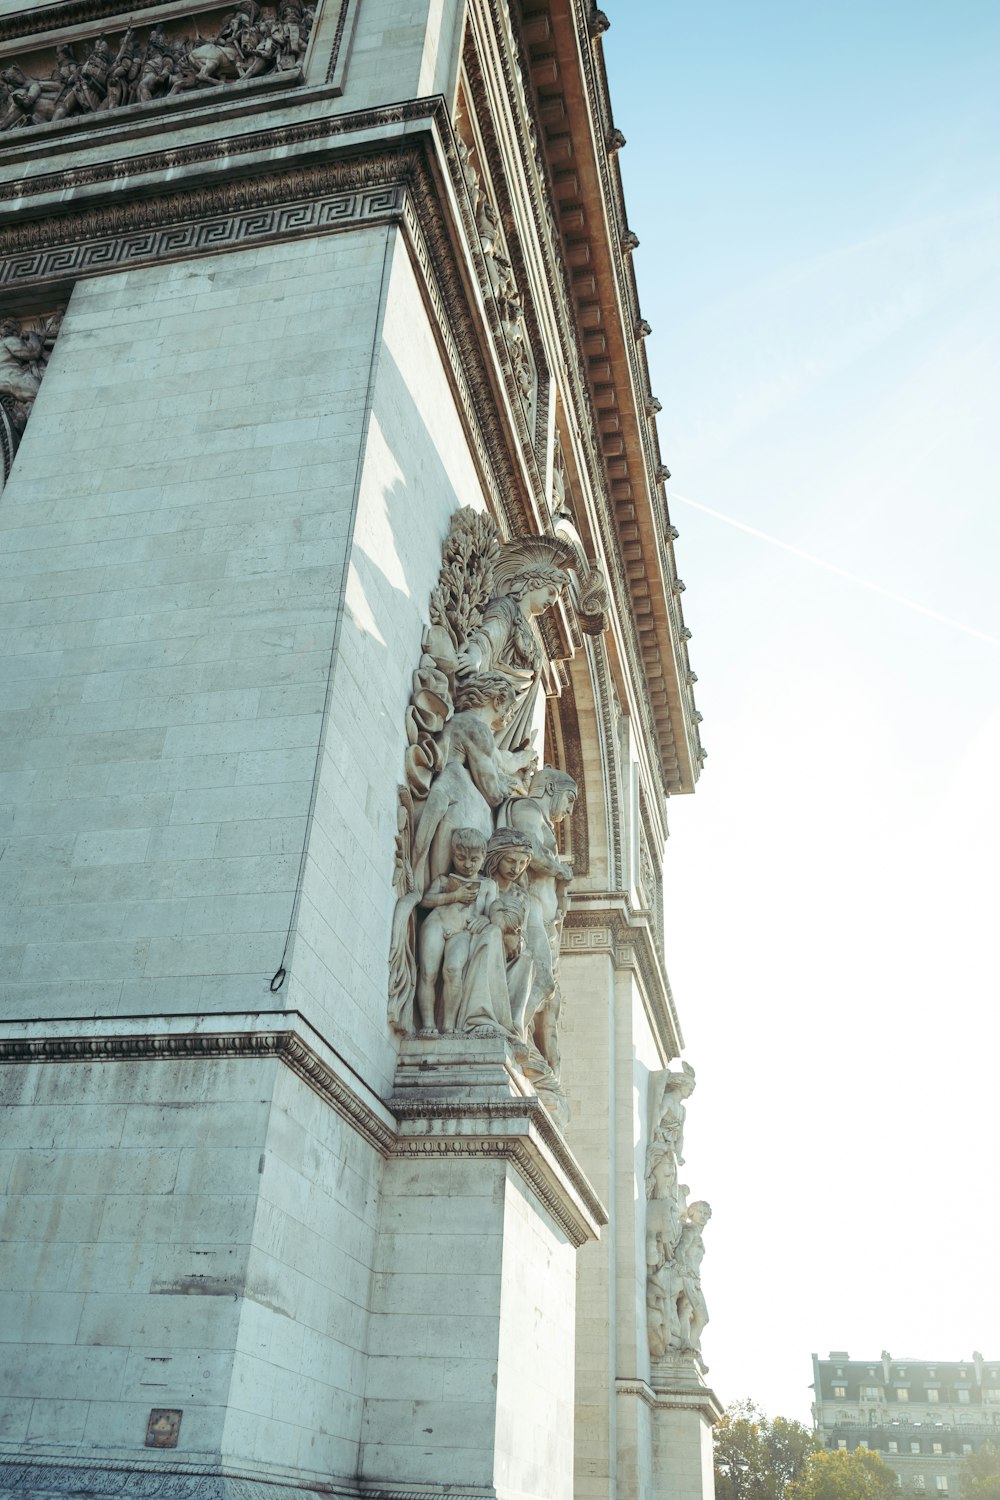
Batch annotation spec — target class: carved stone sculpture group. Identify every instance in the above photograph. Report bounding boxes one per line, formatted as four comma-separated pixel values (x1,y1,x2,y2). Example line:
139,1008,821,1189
389,508,578,1120
0,3,314,131
645,1063,712,1365
0,312,62,492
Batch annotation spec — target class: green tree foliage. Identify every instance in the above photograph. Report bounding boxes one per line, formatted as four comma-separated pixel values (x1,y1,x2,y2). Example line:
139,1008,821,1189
962,1442,1000,1500
714,1401,819,1500
786,1447,899,1500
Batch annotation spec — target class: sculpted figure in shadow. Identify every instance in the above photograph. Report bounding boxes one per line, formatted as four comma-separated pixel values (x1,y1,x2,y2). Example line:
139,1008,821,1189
0,312,63,491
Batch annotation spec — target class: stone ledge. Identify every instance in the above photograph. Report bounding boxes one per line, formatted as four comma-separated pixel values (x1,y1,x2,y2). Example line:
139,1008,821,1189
0,1019,606,1245
390,1035,607,1248
616,1375,724,1422
0,1010,396,1156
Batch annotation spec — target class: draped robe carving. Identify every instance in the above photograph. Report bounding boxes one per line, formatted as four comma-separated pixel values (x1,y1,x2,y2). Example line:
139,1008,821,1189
387,508,578,1122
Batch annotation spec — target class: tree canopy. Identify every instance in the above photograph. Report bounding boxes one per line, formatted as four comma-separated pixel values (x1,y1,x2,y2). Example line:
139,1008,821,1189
714,1401,819,1500
962,1442,1000,1500
786,1447,899,1500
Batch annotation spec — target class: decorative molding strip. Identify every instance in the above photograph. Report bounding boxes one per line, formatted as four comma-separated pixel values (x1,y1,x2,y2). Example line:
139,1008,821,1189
391,1134,601,1249
0,111,532,545
0,1455,360,1498
0,2,198,46
0,165,409,287
615,1376,723,1420
0,96,440,205
391,1092,606,1232
360,1487,497,1500
0,1029,396,1156
0,1451,357,1495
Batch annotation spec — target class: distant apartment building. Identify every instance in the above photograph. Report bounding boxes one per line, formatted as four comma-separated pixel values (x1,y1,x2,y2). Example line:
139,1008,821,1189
812,1351,1000,1499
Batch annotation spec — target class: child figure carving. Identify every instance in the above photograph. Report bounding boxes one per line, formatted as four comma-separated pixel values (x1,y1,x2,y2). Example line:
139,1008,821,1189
415,828,495,1035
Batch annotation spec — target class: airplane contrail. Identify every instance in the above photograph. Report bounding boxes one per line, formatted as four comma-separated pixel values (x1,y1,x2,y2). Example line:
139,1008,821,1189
671,492,1000,649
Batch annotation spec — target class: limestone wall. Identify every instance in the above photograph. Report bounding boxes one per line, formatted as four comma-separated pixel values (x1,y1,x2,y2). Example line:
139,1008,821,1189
0,227,392,1025
0,1054,270,1461
0,216,495,1486
284,230,488,1097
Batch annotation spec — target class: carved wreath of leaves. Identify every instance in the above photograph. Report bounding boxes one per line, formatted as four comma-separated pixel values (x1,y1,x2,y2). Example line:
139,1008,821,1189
427,505,500,650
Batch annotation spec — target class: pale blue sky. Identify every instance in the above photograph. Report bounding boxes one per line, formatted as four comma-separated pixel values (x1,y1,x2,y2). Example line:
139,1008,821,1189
605,4,1000,1422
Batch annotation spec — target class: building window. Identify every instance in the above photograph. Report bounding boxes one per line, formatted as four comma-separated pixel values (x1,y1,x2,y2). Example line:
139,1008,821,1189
860,1441,869,1449
932,1444,943,1456
963,1446,973,1456
864,1387,882,1401
898,1390,910,1403
914,1477,925,1492
959,1391,971,1404
927,1389,939,1403
889,1443,899,1454
986,1391,1000,1403
935,1481,948,1493
838,1441,848,1451
911,1443,922,1455
895,1480,902,1491
836,1368,844,1377
834,1386,847,1398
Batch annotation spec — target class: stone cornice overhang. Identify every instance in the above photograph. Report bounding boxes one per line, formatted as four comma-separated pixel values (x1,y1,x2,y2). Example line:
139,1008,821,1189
512,0,705,795
0,92,554,542
0,1013,606,1249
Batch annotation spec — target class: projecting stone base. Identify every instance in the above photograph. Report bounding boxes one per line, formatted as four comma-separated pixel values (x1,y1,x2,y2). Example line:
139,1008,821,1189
358,1035,605,1500
0,1460,343,1500
648,1353,723,1500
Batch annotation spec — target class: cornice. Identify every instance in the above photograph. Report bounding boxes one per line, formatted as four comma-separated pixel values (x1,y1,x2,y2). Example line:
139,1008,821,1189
0,1022,605,1248
513,0,705,791
466,3,679,806
0,97,439,212
0,0,183,43
0,1027,397,1155
0,111,546,539
615,1377,723,1422
564,894,683,1059
392,1094,606,1233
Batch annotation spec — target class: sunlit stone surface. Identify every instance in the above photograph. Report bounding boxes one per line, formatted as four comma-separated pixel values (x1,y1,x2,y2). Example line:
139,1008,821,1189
0,2,713,1498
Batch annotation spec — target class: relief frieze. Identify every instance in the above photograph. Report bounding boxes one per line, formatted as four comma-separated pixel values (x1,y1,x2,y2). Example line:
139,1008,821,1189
0,1,314,133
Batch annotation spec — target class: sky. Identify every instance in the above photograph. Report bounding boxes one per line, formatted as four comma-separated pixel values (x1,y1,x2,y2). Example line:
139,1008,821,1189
604,3,1000,1424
